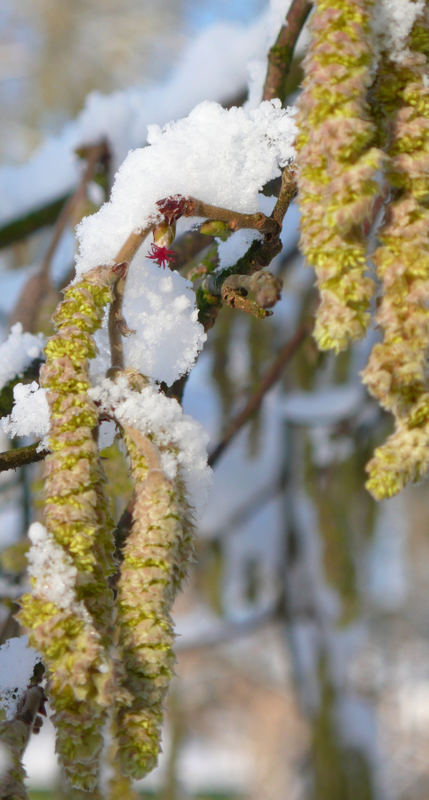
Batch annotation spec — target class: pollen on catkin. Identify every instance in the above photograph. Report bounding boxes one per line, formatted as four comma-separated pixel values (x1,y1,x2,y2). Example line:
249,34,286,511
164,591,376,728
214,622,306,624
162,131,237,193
114,425,194,779
296,0,383,352
19,266,120,790
362,9,429,499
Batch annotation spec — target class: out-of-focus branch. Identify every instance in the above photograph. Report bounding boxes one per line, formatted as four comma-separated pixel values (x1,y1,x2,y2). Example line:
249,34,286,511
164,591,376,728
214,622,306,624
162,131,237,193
10,141,109,331
176,603,279,653
208,324,307,466
203,470,288,542
0,194,69,251
263,0,313,104
41,142,109,284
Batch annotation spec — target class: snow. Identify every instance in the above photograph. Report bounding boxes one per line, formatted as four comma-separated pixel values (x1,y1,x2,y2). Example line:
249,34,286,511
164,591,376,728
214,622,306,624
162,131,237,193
1,382,49,440
26,522,90,621
373,0,425,62
0,1,292,227
75,100,296,278
217,229,262,269
89,375,212,516
76,98,295,384
0,324,45,391
89,256,205,386
0,636,41,720
122,253,207,385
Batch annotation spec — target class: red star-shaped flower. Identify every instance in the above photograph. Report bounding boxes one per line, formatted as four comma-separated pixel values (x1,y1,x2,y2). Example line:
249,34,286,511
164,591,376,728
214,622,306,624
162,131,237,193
147,242,177,269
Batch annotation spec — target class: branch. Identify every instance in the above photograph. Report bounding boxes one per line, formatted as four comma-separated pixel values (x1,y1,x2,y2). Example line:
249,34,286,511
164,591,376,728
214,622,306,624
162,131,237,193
263,0,313,104
206,166,296,298
0,194,69,251
0,443,48,472
105,227,152,369
203,470,288,541
182,196,279,236
208,324,307,466
108,264,131,370
10,141,110,331
176,603,279,653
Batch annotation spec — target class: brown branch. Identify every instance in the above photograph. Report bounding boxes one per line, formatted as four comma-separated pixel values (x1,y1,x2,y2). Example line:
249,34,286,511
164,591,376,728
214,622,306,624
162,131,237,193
108,265,131,370
0,443,48,472
263,0,313,103
182,196,279,236
105,227,152,370
272,164,298,226
113,226,153,265
208,324,307,466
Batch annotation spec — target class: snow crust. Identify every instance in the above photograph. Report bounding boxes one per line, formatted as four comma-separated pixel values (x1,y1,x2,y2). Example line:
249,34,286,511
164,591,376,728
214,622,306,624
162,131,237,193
0,636,41,720
0,324,45,391
1,382,49,440
89,376,212,516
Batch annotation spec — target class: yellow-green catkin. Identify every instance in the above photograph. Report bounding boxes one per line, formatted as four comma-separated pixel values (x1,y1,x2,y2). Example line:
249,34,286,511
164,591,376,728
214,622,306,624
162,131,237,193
296,0,382,352
114,426,193,779
363,9,429,498
19,266,120,790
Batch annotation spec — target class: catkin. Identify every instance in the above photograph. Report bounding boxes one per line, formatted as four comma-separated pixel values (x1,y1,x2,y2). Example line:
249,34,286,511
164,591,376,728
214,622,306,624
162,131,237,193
19,266,120,790
296,0,382,351
114,426,193,778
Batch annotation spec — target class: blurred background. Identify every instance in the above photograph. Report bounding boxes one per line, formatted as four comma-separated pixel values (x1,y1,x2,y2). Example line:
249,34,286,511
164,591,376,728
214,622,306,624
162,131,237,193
1,2,429,799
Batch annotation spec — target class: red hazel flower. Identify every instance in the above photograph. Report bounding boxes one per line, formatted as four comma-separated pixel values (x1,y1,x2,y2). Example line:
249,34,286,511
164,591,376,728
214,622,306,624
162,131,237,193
147,242,177,269
156,195,192,226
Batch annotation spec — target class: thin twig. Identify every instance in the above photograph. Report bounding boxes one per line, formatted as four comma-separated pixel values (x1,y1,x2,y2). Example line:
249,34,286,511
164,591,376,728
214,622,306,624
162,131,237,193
272,164,298,226
263,0,313,104
108,267,129,370
106,227,152,369
114,226,153,264
206,166,296,297
182,196,279,236
208,324,307,466
0,442,48,472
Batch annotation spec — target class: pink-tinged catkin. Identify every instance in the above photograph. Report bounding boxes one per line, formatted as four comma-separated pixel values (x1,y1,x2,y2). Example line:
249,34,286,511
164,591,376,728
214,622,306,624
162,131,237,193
363,11,429,499
19,266,121,790
114,426,194,779
296,0,382,352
